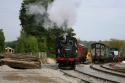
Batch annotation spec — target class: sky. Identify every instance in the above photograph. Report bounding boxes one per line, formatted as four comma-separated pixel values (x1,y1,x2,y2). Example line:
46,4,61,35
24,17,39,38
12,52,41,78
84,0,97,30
0,0,125,41
74,0,125,41
0,0,22,41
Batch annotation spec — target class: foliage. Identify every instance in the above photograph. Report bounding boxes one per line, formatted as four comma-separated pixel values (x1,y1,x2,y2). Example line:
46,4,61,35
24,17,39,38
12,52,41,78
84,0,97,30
5,41,17,50
16,31,39,53
0,29,5,53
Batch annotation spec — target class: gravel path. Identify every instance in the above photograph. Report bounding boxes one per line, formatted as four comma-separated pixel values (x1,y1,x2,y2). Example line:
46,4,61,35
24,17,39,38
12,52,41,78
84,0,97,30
0,65,80,83
1,64,124,83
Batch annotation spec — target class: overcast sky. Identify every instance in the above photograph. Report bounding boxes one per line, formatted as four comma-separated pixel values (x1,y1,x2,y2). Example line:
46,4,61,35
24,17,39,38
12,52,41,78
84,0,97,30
74,0,125,41
0,0,125,41
0,0,22,41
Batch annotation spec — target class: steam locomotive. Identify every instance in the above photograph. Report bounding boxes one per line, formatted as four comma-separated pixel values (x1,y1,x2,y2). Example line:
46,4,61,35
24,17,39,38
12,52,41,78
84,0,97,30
56,34,87,69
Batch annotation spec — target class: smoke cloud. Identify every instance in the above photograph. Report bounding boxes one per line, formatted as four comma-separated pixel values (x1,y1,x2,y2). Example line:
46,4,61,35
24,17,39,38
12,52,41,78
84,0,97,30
26,3,45,15
47,0,81,27
26,3,51,29
26,0,81,28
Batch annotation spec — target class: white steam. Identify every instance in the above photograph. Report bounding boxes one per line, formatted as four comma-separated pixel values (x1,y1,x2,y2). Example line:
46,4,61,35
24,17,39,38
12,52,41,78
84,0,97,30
26,3,51,29
26,0,81,28
48,0,81,27
26,4,45,15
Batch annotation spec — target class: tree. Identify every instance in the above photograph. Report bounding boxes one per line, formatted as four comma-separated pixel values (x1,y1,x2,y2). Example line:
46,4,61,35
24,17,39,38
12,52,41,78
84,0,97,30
0,29,5,53
19,0,54,35
16,31,39,53
26,35,39,53
5,41,17,50
16,31,27,53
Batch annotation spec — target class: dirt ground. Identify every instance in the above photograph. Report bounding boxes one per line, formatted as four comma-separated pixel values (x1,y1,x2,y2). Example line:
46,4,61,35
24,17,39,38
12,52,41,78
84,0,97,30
0,61,80,83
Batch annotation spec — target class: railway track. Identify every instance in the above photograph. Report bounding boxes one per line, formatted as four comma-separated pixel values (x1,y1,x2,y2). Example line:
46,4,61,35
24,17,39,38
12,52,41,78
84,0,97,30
43,64,125,83
76,64,125,83
90,64,125,77
60,70,91,83
43,64,89,83
61,68,117,83
101,63,125,73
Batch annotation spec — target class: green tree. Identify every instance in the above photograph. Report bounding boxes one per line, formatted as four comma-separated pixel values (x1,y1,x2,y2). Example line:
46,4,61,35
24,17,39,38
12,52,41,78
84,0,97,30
16,31,39,53
19,0,53,35
0,29,5,53
5,41,17,50
16,31,27,53
26,35,39,53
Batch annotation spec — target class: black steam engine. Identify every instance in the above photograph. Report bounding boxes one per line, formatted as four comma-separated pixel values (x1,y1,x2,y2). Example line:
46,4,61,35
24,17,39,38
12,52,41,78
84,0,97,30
56,34,78,69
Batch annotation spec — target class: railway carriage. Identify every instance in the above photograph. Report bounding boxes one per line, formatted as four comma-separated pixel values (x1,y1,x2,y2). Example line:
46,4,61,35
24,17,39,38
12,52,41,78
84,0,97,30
91,43,108,63
91,42,120,63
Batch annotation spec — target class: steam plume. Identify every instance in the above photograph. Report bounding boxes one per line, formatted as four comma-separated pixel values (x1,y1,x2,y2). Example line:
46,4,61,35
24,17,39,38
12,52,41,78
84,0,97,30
47,0,81,27
26,0,81,28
